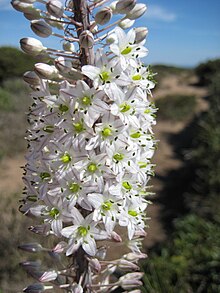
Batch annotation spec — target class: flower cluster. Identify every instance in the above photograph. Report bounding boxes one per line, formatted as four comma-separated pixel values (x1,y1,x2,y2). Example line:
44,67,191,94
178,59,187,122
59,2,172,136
12,0,157,292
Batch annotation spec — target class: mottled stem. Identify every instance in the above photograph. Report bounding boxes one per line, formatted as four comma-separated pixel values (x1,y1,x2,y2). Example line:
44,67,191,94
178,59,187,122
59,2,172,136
71,0,94,291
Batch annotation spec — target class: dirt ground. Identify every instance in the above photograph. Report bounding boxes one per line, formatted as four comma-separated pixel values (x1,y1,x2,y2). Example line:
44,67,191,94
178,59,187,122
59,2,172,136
0,73,208,251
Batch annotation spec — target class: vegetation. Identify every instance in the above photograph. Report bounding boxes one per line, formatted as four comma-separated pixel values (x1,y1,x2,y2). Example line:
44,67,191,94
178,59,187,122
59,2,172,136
195,58,220,86
156,94,196,121
0,47,35,83
142,61,220,292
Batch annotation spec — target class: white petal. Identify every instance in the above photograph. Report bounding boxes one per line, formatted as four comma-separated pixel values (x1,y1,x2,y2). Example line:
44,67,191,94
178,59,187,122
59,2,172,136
82,237,96,256
51,219,63,237
82,65,100,80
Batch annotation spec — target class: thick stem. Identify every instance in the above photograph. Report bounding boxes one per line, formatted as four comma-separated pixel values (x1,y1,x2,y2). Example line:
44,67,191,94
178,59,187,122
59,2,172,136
73,0,94,66
71,1,94,291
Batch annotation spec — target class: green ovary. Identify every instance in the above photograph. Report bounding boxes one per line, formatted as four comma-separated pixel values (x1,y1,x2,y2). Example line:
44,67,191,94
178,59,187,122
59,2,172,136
100,71,110,82
132,74,142,81
120,103,131,113
73,122,84,133
130,132,141,138
40,172,51,180
113,153,124,161
121,46,132,55
87,163,98,173
59,104,69,113
128,210,138,217
122,181,132,190
102,127,112,137
78,226,88,237
61,153,71,163
43,125,54,133
81,96,91,106
69,183,80,193
49,207,59,219
102,201,113,211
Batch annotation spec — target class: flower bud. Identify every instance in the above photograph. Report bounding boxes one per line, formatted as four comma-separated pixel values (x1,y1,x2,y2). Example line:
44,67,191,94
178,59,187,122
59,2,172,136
23,283,53,293
124,252,147,262
79,30,94,49
119,18,135,29
90,21,98,33
31,20,52,38
111,231,122,242
46,0,64,18
88,258,101,274
23,71,41,86
18,243,44,253
109,1,118,13
61,68,83,80
106,32,117,44
71,284,83,293
95,7,112,25
39,271,58,282
35,52,51,63
20,37,46,55
52,241,67,253
11,0,33,12
126,3,147,20
55,57,72,73
23,8,41,20
135,27,148,43
115,0,136,14
117,259,139,271
119,272,144,290
21,0,36,3
45,16,64,30
29,224,51,236
34,63,59,79
20,260,42,272
62,41,75,52
95,246,107,260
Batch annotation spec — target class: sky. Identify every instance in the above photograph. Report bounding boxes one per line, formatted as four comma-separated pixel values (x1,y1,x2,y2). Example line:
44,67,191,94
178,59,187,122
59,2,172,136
0,0,220,67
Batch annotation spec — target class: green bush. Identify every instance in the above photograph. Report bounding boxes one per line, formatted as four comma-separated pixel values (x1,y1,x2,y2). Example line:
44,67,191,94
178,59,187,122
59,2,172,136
156,95,196,121
195,59,220,86
0,47,35,83
142,215,220,293
0,88,14,111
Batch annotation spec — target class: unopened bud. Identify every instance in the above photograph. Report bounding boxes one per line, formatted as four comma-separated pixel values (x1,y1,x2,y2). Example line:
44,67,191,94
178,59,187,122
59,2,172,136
21,0,36,3
23,283,53,293
55,57,72,73
123,290,141,293
29,224,50,236
35,52,51,63
119,18,135,29
52,241,67,253
126,3,147,20
95,246,107,260
23,71,41,86
79,30,94,49
135,27,148,43
90,21,98,33
119,272,144,290
18,243,43,253
39,271,58,282
45,16,64,30
88,258,101,274
46,0,64,18
95,7,112,25
34,63,59,79
109,1,118,13
71,284,83,293
115,0,136,14
11,0,33,12
62,41,75,52
124,252,147,262
31,20,52,38
106,32,117,44
20,260,41,272
20,37,46,55
117,259,139,271
134,229,147,237
23,7,41,20
111,231,122,242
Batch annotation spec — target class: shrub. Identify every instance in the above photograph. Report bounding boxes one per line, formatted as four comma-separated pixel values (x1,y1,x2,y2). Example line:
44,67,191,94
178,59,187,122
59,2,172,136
195,59,220,86
156,95,196,121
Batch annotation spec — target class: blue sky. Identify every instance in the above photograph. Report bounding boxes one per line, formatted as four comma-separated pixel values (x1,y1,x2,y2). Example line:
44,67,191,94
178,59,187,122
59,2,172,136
0,0,219,67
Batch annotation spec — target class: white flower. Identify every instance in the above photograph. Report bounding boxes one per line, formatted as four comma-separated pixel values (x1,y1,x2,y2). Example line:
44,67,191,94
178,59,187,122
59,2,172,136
110,27,148,69
62,209,108,256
